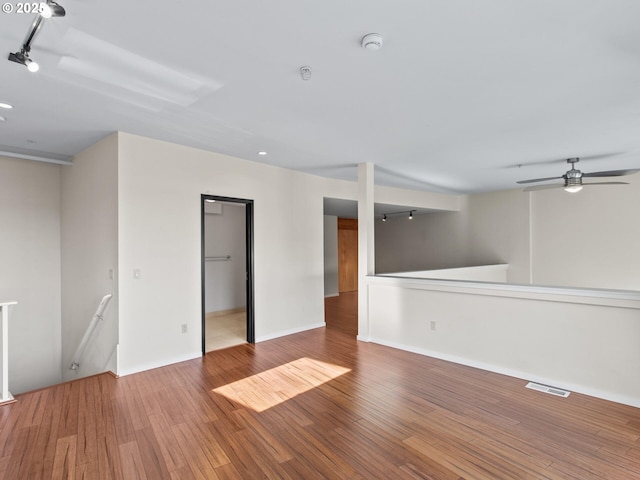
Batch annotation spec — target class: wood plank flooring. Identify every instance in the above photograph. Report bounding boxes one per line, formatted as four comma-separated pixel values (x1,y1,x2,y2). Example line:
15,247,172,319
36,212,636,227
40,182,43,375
2,327,640,478
324,291,358,337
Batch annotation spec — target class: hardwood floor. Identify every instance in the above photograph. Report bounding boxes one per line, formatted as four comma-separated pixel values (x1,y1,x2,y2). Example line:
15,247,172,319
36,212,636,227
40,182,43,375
2,327,640,478
324,291,358,337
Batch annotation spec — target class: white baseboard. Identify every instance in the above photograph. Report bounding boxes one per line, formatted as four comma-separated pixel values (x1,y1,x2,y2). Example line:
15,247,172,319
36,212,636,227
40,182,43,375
256,322,326,343
118,351,202,377
368,337,640,409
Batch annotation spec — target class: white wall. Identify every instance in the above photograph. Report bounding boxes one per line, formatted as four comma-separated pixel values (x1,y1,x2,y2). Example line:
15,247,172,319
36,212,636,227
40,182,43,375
116,132,357,375
0,156,62,393
375,184,461,212
61,134,119,381
204,203,247,312
378,176,640,291
323,215,339,297
384,264,508,282
531,175,640,290
467,189,531,284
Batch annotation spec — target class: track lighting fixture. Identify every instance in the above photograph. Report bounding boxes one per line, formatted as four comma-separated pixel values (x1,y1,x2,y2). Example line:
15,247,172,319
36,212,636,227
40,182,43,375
40,1,66,18
8,50,39,72
7,1,65,73
379,210,417,221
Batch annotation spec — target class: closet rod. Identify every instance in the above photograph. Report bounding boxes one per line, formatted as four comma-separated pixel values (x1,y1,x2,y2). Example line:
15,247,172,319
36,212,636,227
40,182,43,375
205,255,231,262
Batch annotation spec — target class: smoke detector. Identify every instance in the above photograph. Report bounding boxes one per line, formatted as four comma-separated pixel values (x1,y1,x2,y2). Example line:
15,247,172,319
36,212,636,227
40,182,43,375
299,66,312,80
361,33,383,50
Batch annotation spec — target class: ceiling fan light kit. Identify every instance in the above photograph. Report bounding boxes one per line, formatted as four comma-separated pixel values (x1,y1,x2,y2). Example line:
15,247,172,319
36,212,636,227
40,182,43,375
517,157,639,193
564,184,583,193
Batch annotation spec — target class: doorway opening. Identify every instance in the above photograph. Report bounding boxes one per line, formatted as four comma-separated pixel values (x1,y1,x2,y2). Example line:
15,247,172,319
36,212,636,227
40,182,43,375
201,195,254,353
323,198,359,336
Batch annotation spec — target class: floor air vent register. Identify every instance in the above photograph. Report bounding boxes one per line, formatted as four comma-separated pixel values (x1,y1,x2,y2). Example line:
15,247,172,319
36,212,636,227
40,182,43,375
525,382,571,398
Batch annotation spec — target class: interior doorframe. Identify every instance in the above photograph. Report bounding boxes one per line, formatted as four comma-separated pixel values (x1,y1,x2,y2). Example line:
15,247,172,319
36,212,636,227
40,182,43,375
201,195,255,354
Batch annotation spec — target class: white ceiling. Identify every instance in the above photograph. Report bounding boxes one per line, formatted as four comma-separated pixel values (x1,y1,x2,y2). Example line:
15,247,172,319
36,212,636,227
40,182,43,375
2,0,640,193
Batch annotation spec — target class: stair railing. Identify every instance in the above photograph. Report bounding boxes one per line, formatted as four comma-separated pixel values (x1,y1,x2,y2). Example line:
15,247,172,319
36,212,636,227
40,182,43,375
0,301,17,404
69,294,112,370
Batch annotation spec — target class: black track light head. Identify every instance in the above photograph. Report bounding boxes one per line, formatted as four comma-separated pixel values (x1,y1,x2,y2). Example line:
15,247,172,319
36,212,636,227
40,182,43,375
8,50,39,72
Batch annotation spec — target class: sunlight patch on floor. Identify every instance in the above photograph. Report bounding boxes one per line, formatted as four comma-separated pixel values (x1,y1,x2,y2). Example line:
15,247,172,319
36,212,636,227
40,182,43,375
212,357,351,412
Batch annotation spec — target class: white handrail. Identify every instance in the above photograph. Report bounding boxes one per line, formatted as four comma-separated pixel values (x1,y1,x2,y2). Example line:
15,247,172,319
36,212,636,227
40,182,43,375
69,294,112,370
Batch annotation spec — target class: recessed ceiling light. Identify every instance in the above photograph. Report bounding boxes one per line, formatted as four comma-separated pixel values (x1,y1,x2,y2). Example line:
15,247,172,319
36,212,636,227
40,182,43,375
0,103,12,109
258,151,268,155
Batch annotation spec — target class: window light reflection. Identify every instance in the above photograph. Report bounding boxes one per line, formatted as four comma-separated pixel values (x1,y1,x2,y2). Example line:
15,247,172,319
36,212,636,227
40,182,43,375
212,357,351,412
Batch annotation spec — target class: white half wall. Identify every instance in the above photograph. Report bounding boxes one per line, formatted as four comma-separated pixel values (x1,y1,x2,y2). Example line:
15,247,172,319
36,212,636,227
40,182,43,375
61,134,119,382
366,276,640,407
0,156,62,393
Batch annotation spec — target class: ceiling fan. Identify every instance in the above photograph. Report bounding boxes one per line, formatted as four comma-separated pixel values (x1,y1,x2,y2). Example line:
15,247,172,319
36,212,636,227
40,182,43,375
517,158,639,193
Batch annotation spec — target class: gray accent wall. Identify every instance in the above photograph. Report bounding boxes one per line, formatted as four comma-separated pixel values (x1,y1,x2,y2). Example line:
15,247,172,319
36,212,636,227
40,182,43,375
323,215,338,297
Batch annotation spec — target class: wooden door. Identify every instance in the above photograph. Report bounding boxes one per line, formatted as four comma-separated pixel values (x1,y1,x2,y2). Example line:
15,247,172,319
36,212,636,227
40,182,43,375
338,218,358,292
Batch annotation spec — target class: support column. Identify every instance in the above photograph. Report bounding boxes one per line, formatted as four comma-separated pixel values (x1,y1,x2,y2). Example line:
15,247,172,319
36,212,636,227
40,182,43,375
357,163,375,341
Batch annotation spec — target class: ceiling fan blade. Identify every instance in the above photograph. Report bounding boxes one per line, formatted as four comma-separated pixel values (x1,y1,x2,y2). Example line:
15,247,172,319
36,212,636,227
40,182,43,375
523,181,629,192
582,181,629,186
516,176,563,184
508,152,626,169
523,184,565,192
582,169,640,178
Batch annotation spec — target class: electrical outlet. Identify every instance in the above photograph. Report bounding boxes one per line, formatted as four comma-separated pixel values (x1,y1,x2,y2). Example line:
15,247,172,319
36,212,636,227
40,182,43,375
430,321,436,331
181,324,188,334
